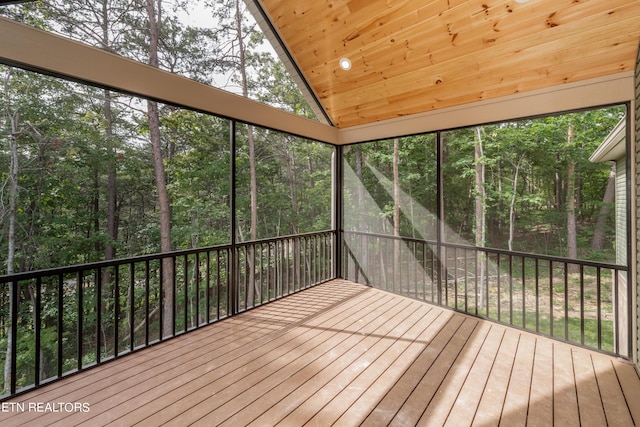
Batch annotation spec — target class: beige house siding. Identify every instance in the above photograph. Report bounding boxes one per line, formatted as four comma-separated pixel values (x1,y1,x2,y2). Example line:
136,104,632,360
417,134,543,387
617,160,627,266
615,159,629,358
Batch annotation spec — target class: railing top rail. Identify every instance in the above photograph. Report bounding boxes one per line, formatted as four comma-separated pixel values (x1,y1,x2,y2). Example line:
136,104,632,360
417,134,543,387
234,230,334,247
0,229,336,284
343,230,627,271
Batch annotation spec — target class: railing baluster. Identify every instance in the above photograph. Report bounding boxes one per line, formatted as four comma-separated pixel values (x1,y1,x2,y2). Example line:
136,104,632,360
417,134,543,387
114,266,119,358
580,265,585,346
10,279,18,395
215,250,220,320
463,248,468,313
57,273,64,378
473,251,482,315
206,251,211,325
129,262,135,352
453,247,458,309
613,267,619,355
312,236,316,286
549,261,553,338
521,257,526,329
508,254,513,325
497,254,501,322
77,271,83,372
183,254,188,332
145,260,150,346
596,267,602,350
195,253,200,328
535,258,539,333
564,262,569,341
173,255,177,336
35,277,42,387
158,259,163,341
97,268,102,365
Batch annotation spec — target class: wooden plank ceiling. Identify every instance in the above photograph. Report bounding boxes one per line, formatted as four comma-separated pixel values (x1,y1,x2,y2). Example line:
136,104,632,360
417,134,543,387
256,0,640,128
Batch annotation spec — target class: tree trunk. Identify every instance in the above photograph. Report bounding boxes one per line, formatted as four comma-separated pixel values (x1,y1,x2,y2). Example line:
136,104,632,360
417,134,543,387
566,124,578,271
285,142,299,235
474,127,486,306
3,103,19,394
393,138,401,292
508,155,524,251
235,0,260,304
99,0,118,260
354,147,364,224
103,89,118,260
146,0,173,337
591,163,615,251
474,127,486,248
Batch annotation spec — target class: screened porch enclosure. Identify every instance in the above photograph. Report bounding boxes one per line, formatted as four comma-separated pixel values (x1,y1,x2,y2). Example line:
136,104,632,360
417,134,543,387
0,1,638,419
0,97,633,401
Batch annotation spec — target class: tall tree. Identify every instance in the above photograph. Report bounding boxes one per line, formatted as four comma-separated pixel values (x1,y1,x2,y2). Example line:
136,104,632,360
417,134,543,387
145,0,173,336
474,127,487,306
474,127,486,248
507,155,525,251
566,123,578,268
2,69,19,393
393,138,400,291
38,0,133,261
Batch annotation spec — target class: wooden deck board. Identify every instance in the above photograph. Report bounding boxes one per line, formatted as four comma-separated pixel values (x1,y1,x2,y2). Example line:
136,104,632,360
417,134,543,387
361,312,464,426
592,355,635,426
553,344,580,427
499,333,536,427
0,279,638,427
390,317,479,426
471,327,520,427
572,348,609,426
186,295,415,426
527,338,554,427
416,322,492,427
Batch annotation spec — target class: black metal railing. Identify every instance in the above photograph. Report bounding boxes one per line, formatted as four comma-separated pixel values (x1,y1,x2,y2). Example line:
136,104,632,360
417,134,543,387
0,230,335,399
343,231,630,358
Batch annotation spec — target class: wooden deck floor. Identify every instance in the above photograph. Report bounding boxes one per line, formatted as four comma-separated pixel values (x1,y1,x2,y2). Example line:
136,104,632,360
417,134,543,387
1,279,639,426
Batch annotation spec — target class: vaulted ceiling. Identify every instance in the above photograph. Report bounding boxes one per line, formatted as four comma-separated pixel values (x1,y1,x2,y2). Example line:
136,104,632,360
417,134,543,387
255,0,640,128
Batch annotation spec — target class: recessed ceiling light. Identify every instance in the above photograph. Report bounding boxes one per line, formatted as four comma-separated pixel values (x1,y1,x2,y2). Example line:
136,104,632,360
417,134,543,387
515,0,529,3
339,57,352,71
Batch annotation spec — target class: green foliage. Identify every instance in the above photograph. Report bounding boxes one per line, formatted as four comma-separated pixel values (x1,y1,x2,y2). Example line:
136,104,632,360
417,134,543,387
344,106,625,262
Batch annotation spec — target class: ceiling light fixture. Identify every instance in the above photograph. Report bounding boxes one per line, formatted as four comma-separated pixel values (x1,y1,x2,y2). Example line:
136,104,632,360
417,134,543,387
515,0,529,3
339,57,352,71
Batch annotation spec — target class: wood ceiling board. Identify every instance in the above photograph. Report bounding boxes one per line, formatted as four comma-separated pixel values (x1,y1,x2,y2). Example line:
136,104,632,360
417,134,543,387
319,1,638,97
333,49,634,128
330,25,637,119
257,0,640,128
